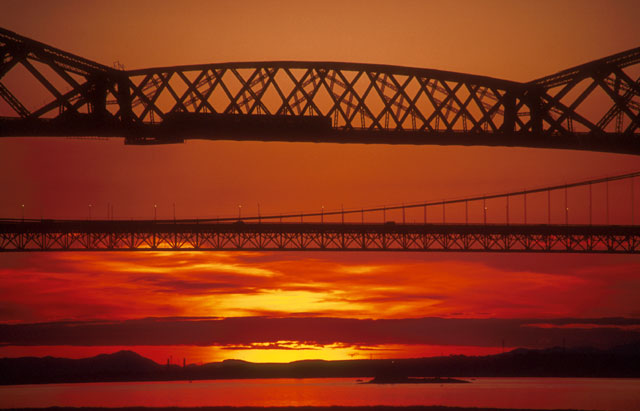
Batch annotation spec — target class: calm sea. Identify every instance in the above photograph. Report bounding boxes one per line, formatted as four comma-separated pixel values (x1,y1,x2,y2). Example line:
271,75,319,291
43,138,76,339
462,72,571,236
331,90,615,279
1,377,639,410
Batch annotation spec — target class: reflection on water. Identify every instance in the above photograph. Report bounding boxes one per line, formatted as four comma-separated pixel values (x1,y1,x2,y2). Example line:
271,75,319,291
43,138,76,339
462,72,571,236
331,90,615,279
1,378,639,410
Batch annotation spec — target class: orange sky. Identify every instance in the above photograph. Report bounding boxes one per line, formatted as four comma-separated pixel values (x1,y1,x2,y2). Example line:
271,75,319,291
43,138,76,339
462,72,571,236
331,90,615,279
1,0,640,364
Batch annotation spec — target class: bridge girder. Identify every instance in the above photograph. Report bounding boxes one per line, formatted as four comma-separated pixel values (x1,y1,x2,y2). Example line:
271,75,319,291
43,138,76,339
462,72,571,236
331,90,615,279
1,221,638,254
1,27,639,154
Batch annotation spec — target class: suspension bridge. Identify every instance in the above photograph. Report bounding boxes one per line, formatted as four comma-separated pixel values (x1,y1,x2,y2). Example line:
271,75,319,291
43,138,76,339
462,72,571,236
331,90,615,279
1,27,639,154
2,171,639,253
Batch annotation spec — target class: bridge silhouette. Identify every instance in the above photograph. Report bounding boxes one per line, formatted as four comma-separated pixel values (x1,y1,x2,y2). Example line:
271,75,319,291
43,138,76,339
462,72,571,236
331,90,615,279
1,27,639,154
2,171,638,253
1,28,639,254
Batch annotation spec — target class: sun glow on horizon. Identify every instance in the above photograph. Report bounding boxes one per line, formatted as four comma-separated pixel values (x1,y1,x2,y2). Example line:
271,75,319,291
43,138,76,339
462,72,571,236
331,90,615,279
0,343,512,365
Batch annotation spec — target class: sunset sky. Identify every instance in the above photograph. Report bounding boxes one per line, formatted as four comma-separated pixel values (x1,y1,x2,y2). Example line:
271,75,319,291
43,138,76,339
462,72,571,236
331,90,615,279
1,0,640,365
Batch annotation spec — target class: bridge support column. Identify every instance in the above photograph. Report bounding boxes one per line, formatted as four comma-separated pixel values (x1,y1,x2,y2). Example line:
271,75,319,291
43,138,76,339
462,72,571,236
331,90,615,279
526,89,543,135
501,92,516,133
116,77,133,124
88,75,108,121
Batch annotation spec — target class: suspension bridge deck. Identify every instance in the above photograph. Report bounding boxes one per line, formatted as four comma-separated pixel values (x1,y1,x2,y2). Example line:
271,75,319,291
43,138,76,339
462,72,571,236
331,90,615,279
1,220,638,253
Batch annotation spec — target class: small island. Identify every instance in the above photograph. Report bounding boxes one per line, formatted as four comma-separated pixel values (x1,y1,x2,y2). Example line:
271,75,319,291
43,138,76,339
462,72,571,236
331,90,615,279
364,376,471,384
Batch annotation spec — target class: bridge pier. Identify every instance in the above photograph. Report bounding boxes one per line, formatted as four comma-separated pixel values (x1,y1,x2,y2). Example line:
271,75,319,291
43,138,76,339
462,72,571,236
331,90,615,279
525,89,544,134
116,77,133,123
501,92,516,132
87,75,108,121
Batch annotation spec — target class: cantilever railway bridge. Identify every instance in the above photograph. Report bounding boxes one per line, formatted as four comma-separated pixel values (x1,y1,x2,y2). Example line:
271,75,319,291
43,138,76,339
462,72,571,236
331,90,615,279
0,27,639,153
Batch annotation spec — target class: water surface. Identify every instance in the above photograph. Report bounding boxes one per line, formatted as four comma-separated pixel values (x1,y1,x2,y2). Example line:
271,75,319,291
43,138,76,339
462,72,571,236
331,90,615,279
1,377,639,410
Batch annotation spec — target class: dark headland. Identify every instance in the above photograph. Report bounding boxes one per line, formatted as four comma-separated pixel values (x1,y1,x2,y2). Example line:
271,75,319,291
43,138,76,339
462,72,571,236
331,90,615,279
361,375,471,384
1,342,639,385
364,376,470,384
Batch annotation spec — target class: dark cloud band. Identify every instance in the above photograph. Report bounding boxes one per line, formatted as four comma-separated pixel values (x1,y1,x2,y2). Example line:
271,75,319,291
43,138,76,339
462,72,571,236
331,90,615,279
1,316,638,349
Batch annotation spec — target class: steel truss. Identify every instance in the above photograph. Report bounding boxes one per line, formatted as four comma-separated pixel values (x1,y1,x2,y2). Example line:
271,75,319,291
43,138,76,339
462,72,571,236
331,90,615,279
1,27,639,154
1,221,638,253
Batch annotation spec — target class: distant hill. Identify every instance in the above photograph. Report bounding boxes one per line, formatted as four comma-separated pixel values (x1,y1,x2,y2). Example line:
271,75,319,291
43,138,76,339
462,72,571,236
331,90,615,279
0,350,162,384
1,343,639,385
